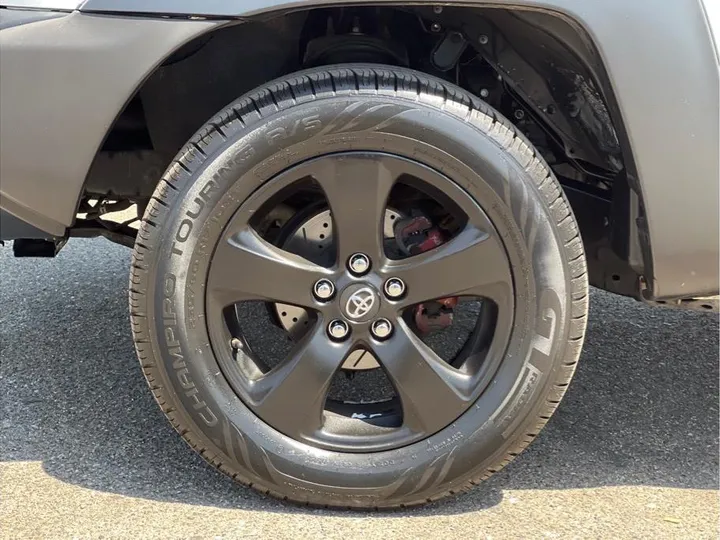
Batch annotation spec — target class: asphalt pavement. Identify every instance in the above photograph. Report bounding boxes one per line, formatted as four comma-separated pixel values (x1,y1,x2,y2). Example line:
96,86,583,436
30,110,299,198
1,239,718,539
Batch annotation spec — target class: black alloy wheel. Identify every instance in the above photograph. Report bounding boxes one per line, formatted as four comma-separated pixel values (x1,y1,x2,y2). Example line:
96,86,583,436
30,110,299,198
130,64,588,508
206,152,514,452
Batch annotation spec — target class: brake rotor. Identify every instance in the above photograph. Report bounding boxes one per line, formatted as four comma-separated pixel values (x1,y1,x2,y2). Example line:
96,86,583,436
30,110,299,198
275,208,402,370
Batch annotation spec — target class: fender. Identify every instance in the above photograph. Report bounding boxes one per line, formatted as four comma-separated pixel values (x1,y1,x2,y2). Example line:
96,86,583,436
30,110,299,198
0,11,220,235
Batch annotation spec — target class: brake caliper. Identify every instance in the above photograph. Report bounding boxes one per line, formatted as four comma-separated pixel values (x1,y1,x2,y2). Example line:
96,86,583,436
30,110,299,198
394,216,458,335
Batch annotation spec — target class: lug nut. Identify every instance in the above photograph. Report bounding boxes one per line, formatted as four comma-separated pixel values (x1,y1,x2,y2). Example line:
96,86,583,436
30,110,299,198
348,253,371,275
371,318,393,340
384,277,406,299
313,278,335,301
328,319,350,341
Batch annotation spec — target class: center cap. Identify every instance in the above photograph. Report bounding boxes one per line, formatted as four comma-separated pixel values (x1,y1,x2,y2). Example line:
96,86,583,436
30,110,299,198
340,283,381,322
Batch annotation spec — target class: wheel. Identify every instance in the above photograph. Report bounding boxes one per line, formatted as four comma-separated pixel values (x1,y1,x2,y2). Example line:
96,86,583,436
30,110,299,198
130,64,588,508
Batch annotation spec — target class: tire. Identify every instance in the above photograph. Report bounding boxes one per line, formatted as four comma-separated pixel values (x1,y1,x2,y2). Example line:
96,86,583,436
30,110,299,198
129,64,588,509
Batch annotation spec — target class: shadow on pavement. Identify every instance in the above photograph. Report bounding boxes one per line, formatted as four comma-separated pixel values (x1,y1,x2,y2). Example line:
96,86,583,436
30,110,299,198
1,240,718,516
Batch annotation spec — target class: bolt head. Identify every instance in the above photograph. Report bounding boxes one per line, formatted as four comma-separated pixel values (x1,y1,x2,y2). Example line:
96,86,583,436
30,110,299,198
328,320,350,340
348,253,371,275
478,34,489,45
384,278,406,299
431,22,442,32
371,318,393,340
433,5,443,13
514,109,525,120
480,88,490,98
313,279,335,301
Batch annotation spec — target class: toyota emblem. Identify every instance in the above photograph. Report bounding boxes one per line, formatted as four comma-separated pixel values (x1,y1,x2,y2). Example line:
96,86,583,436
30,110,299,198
345,288,377,319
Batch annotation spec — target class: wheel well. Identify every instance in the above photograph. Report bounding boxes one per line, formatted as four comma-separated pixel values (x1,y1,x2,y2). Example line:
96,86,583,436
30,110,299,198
79,4,648,298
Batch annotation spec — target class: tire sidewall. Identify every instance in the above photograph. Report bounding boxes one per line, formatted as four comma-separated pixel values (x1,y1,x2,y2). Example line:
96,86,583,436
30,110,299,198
147,94,570,505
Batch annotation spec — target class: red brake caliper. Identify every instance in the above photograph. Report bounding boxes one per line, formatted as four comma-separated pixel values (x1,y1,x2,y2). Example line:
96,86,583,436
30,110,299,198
394,216,458,335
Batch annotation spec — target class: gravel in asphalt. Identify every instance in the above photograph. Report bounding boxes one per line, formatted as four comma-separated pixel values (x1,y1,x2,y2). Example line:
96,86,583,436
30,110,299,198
1,239,718,539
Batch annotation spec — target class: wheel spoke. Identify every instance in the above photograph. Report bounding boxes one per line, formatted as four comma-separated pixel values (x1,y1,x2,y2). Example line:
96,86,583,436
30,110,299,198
312,154,399,264
248,325,351,439
208,226,329,309
386,224,513,307
372,320,471,435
